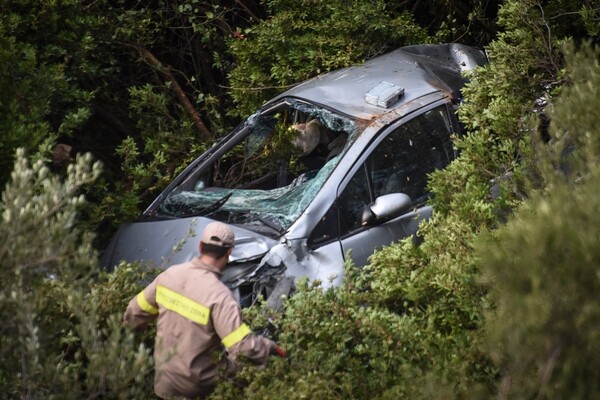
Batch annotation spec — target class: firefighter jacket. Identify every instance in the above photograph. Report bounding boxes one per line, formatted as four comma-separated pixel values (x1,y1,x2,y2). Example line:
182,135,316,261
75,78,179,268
124,258,276,399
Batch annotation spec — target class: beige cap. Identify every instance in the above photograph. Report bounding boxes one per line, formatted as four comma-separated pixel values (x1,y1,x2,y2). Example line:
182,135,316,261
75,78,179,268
201,222,235,248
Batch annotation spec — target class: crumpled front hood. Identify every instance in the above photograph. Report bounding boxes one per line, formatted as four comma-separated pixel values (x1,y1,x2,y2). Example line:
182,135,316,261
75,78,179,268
100,216,279,270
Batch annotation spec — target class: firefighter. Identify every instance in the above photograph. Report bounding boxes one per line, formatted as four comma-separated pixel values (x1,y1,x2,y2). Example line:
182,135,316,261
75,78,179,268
124,221,283,399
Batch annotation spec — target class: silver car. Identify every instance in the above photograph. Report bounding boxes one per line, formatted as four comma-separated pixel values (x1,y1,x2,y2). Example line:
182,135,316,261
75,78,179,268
101,43,488,308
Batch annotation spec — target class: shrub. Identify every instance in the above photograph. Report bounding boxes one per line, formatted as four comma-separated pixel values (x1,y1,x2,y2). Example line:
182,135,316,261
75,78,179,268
226,0,430,115
479,41,600,400
0,149,155,398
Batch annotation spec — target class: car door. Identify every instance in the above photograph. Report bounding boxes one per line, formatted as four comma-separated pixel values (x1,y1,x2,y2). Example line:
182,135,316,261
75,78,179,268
309,103,458,267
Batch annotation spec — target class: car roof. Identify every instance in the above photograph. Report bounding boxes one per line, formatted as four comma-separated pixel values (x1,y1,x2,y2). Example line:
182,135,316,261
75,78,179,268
267,43,488,121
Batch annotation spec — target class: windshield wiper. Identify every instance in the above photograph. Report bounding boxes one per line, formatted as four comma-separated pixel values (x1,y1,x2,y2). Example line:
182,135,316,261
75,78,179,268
178,192,232,218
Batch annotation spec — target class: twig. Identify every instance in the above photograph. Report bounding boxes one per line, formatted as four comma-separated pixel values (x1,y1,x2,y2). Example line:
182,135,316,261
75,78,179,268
124,43,213,140
536,341,563,399
234,0,262,23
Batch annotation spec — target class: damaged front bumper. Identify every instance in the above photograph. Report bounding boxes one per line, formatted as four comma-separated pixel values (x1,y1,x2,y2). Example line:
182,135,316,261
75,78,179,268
221,239,343,311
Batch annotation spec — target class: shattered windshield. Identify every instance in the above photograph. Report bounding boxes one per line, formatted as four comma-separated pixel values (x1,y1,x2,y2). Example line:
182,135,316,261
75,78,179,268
157,100,357,235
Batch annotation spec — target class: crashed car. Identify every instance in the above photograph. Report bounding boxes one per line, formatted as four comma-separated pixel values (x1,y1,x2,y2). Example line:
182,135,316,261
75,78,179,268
101,43,488,309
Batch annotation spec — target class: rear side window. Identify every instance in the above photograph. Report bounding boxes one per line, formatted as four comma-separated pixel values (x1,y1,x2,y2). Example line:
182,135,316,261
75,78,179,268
368,106,455,203
336,105,455,237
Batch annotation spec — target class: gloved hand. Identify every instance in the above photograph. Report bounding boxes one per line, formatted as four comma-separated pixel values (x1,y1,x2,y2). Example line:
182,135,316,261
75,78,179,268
271,344,288,358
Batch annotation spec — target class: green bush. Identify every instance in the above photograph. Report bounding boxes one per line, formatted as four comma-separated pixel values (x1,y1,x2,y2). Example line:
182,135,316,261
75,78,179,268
0,149,155,398
226,0,430,115
479,41,600,400
0,0,98,185
480,175,600,399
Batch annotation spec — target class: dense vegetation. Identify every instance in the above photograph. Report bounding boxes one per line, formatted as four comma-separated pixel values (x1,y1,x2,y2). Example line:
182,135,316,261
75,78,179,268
1,0,599,398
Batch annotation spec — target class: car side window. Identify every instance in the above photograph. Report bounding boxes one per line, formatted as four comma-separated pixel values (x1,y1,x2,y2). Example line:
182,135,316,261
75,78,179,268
337,105,455,237
369,105,454,203
308,201,339,246
338,164,371,235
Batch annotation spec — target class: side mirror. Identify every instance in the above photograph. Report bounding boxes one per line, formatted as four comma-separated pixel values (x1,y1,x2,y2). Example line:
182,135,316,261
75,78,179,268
361,193,412,226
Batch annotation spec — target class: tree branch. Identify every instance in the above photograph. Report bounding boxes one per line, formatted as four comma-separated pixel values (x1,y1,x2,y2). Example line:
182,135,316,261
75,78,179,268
234,0,262,23
127,44,213,140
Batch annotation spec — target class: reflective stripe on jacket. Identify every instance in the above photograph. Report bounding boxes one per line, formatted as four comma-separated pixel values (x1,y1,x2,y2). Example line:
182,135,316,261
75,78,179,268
124,258,275,399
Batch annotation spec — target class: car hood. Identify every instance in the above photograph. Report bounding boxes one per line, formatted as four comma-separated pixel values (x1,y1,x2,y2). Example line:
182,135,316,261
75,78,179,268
100,216,280,270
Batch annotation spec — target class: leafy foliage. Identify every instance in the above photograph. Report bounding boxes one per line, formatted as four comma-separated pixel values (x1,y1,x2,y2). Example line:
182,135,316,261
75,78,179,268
480,176,600,399
479,41,600,400
0,150,155,398
0,0,98,184
227,0,431,115
430,0,568,222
